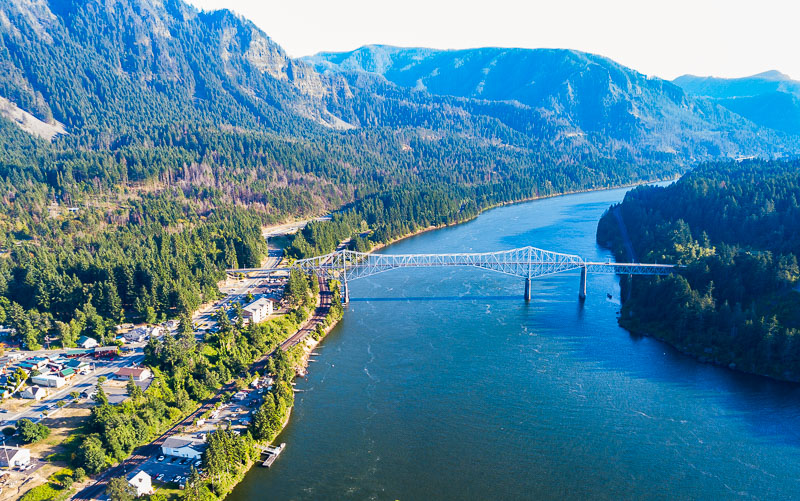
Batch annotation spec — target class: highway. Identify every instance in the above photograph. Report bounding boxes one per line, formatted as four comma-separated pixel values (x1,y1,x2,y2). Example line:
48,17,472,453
71,279,332,500
72,228,334,499
2,348,144,428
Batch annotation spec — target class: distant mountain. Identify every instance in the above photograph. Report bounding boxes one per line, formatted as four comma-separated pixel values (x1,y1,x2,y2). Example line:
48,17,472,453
0,0,350,133
674,72,800,135
0,0,798,174
306,45,800,161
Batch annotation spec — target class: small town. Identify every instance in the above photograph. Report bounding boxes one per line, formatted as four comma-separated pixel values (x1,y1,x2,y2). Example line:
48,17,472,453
0,268,295,499
0,0,797,500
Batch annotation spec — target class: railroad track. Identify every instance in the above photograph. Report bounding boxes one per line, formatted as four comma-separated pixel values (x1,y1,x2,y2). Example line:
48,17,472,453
72,279,333,500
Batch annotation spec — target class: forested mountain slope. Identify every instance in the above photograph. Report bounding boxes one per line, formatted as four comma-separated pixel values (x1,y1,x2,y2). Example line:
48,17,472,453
674,71,800,135
307,45,800,161
597,161,800,381
0,0,798,351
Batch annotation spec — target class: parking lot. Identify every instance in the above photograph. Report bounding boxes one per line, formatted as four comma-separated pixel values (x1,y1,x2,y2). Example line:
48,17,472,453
139,454,203,489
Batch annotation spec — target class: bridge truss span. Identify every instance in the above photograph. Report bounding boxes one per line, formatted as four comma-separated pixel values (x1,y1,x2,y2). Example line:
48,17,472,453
289,246,677,302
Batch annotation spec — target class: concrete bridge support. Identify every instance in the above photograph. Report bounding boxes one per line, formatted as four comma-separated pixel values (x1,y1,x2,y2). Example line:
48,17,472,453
579,266,587,301
524,276,532,301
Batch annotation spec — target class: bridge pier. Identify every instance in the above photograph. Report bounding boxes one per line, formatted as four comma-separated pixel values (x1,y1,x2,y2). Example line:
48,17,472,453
342,263,350,305
579,266,587,301
524,276,532,301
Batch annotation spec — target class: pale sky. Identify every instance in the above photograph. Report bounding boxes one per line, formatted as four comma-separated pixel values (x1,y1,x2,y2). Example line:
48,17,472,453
186,0,799,81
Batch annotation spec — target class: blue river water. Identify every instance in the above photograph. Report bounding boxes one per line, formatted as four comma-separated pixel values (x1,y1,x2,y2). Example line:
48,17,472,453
228,186,800,500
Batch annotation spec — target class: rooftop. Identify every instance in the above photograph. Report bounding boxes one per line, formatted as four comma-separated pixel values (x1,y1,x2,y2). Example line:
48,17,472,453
115,367,150,378
162,435,206,450
243,297,273,312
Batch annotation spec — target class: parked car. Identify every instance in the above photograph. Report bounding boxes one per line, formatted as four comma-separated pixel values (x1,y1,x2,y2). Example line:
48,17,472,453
157,455,165,462
156,473,164,481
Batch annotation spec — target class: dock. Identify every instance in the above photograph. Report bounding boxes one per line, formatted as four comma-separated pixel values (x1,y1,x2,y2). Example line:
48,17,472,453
262,442,286,467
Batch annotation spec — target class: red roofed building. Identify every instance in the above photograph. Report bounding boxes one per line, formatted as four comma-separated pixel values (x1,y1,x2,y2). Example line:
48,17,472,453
114,367,152,381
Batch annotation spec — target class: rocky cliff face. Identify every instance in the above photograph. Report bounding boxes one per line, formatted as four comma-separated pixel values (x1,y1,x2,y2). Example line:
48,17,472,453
0,0,352,131
0,0,798,163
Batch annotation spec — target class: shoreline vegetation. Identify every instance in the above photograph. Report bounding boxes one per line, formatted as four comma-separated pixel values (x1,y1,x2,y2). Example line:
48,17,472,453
9,178,671,501
597,159,800,384
285,176,679,262
210,177,679,498
196,278,343,501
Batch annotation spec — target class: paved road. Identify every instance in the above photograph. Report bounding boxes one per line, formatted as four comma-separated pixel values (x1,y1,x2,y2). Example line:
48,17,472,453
261,216,331,239
613,206,638,263
2,350,144,427
71,280,332,500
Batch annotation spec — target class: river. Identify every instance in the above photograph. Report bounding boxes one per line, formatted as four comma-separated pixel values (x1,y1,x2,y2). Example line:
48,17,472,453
229,186,800,500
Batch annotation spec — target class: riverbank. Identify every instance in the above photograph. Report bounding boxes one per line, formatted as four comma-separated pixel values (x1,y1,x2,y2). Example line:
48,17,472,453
619,318,800,383
214,281,343,499
221,177,677,496
225,183,800,501
363,177,678,255
600,187,800,385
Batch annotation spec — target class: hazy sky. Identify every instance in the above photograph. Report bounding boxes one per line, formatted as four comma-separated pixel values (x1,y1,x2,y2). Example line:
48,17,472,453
186,0,799,80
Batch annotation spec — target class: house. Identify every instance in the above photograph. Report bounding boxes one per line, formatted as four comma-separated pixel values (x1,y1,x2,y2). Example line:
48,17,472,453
128,471,153,497
19,357,49,371
64,349,90,358
242,298,273,324
77,336,99,349
115,367,152,381
64,359,88,370
21,385,46,400
161,436,207,459
93,346,118,358
149,326,164,338
123,327,148,343
30,374,66,388
0,446,30,468
59,367,76,380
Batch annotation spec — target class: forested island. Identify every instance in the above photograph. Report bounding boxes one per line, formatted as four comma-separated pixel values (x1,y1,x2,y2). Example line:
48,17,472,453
597,160,800,381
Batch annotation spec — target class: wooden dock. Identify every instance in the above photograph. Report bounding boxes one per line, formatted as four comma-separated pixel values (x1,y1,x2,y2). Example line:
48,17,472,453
261,442,286,467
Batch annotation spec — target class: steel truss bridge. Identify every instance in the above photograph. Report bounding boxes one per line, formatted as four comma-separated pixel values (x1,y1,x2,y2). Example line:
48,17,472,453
228,246,676,302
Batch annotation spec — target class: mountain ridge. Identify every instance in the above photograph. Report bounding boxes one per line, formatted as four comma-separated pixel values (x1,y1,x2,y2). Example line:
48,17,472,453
674,71,800,135
306,44,800,161
0,0,798,168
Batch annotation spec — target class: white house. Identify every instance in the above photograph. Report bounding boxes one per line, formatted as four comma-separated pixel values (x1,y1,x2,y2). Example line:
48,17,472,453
21,385,47,400
128,470,153,497
30,374,66,388
77,336,99,349
161,436,207,460
149,326,164,338
123,327,148,343
114,367,152,381
242,297,273,324
0,446,30,468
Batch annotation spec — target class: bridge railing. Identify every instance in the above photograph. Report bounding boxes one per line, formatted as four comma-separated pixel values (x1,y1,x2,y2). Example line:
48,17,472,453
232,246,677,302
